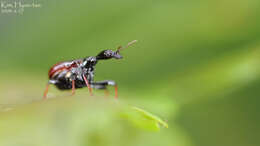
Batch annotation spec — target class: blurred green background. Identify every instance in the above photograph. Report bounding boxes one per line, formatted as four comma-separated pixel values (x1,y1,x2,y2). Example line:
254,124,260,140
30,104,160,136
0,0,260,146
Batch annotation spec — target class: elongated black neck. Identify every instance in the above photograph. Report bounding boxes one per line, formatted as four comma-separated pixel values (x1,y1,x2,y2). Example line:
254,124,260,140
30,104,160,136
96,53,109,60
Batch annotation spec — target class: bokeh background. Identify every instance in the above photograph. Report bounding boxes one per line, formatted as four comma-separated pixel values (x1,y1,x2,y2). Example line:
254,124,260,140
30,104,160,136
0,0,260,146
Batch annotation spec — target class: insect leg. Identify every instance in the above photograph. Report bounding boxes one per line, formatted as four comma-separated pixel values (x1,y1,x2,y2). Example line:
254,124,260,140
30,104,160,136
83,74,93,96
89,83,108,96
71,79,75,95
115,84,118,99
43,83,50,99
43,80,58,99
91,80,118,99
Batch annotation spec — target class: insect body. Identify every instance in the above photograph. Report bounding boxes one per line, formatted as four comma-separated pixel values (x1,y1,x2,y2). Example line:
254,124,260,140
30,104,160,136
43,40,137,99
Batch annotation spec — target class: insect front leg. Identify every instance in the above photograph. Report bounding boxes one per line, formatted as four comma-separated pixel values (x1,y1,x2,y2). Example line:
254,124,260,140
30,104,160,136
82,68,94,96
83,74,93,96
90,80,118,99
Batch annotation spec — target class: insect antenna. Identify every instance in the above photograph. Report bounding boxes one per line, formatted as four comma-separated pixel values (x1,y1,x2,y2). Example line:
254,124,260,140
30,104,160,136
116,40,138,53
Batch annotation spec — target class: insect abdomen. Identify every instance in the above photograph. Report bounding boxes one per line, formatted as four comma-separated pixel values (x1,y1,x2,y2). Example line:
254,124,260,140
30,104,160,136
48,61,79,79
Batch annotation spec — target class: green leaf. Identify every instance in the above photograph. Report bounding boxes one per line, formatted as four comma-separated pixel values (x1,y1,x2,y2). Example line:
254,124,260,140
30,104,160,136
120,105,168,131
131,106,169,128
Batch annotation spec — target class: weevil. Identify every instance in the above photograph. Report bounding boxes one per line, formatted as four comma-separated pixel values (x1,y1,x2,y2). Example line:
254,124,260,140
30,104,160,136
43,40,137,99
